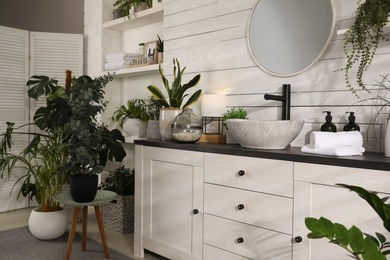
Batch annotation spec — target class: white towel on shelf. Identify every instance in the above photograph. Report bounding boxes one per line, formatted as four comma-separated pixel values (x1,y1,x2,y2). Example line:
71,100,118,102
105,52,138,62
104,60,131,71
301,131,365,157
308,131,363,149
301,145,365,157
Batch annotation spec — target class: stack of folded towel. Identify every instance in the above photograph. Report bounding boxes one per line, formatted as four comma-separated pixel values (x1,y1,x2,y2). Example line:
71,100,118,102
301,131,365,156
104,52,138,70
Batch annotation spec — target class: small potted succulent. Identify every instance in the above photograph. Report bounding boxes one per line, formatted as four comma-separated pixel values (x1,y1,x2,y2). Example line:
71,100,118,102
100,166,135,233
222,107,249,144
156,34,164,63
112,99,150,139
147,58,202,140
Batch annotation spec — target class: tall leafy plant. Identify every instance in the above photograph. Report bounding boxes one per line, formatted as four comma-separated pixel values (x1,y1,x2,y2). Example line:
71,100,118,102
27,73,126,176
305,184,390,260
147,58,202,108
343,0,390,96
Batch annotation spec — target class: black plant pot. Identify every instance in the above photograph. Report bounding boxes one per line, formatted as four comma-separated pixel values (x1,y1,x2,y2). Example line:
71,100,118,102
69,174,98,203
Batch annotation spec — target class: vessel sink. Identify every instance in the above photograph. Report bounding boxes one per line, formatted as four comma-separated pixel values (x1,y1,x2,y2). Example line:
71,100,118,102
226,119,304,149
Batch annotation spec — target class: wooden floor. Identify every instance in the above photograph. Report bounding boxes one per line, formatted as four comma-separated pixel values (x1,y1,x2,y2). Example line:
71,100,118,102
0,207,165,260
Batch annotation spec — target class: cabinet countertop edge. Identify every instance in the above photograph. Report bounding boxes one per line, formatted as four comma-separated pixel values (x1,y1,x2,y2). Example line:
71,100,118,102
134,139,390,171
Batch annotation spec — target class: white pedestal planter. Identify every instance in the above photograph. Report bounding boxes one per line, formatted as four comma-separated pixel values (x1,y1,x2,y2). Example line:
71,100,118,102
385,119,390,157
28,208,69,240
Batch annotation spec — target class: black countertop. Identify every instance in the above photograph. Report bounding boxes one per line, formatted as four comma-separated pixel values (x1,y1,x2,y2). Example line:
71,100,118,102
134,139,390,171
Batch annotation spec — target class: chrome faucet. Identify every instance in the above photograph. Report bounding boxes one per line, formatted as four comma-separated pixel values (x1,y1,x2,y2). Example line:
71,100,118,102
264,84,291,120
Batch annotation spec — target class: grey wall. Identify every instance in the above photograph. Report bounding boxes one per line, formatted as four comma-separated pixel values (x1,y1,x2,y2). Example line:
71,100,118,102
0,0,83,33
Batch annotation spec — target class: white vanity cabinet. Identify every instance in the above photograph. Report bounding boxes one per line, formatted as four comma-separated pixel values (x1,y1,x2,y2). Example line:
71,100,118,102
203,153,294,259
134,146,203,260
293,162,390,260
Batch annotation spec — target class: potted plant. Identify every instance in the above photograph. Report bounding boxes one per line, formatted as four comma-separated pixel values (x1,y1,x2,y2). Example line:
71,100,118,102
100,166,135,233
147,58,202,140
0,78,72,239
156,34,164,63
305,184,390,259
222,107,249,144
26,71,126,203
112,98,150,139
146,97,162,139
342,0,390,96
113,0,152,19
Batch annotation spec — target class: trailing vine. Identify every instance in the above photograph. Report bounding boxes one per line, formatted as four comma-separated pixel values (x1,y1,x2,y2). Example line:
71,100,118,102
343,0,390,97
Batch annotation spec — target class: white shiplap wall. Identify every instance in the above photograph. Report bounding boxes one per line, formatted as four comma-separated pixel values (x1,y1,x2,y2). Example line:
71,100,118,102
85,0,390,152
162,0,389,152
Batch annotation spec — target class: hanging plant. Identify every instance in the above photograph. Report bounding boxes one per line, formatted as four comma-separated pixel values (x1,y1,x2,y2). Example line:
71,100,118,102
342,0,390,97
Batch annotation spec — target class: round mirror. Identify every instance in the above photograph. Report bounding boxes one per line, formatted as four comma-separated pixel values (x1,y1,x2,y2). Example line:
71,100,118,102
248,0,335,77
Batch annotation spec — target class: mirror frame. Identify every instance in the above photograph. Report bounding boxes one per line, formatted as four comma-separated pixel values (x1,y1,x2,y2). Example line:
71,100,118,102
246,0,336,77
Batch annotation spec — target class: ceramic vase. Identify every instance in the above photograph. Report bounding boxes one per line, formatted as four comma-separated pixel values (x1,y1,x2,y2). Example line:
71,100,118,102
385,119,390,157
29,208,69,240
159,108,181,140
146,120,161,139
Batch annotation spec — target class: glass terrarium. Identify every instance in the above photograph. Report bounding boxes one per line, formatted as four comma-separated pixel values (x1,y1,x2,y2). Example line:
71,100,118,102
171,107,202,143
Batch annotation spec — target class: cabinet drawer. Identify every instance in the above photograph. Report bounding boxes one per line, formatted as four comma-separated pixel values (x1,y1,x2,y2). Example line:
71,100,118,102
204,183,292,234
204,214,292,259
204,153,293,197
203,244,250,260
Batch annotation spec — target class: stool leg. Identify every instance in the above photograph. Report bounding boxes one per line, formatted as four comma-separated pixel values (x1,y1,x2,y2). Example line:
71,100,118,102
66,207,80,260
94,206,110,258
82,206,88,251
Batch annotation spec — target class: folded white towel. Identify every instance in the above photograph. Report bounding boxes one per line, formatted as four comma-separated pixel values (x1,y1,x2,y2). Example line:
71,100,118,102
105,52,139,62
104,60,131,71
301,145,365,156
308,131,363,149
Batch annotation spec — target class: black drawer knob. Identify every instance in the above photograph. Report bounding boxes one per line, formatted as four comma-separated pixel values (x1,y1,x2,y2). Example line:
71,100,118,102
237,237,244,243
294,236,303,243
238,170,246,176
237,204,245,210
192,209,199,214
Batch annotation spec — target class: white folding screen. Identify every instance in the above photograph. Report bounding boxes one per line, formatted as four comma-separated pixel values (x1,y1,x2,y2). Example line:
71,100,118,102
29,31,83,113
0,25,30,212
0,27,83,213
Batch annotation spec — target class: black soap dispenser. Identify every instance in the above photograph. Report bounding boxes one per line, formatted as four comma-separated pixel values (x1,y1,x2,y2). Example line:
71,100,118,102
321,111,337,132
343,112,360,131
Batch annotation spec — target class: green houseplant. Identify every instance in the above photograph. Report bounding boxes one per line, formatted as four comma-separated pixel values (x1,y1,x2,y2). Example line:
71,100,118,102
26,72,126,203
222,107,249,144
100,166,135,233
112,99,150,139
113,0,152,19
147,58,202,140
156,34,164,63
342,0,390,96
305,184,390,260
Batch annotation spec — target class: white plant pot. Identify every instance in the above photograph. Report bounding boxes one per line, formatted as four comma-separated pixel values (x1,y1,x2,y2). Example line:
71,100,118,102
159,108,181,140
28,207,69,240
123,118,147,138
225,128,238,144
385,119,390,157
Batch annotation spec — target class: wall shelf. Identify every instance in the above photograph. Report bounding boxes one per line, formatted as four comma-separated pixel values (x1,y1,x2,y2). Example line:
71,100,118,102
107,64,159,78
337,22,390,35
103,6,164,31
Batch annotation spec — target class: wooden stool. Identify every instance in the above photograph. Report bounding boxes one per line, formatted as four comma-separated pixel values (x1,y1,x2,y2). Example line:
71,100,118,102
55,190,117,260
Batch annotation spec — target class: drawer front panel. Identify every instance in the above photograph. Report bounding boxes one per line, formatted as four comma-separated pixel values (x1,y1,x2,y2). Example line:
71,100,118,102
203,244,251,260
204,153,293,197
204,214,292,259
204,183,292,234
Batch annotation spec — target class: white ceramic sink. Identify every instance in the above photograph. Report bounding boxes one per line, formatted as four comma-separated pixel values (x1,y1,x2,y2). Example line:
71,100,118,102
226,119,304,149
